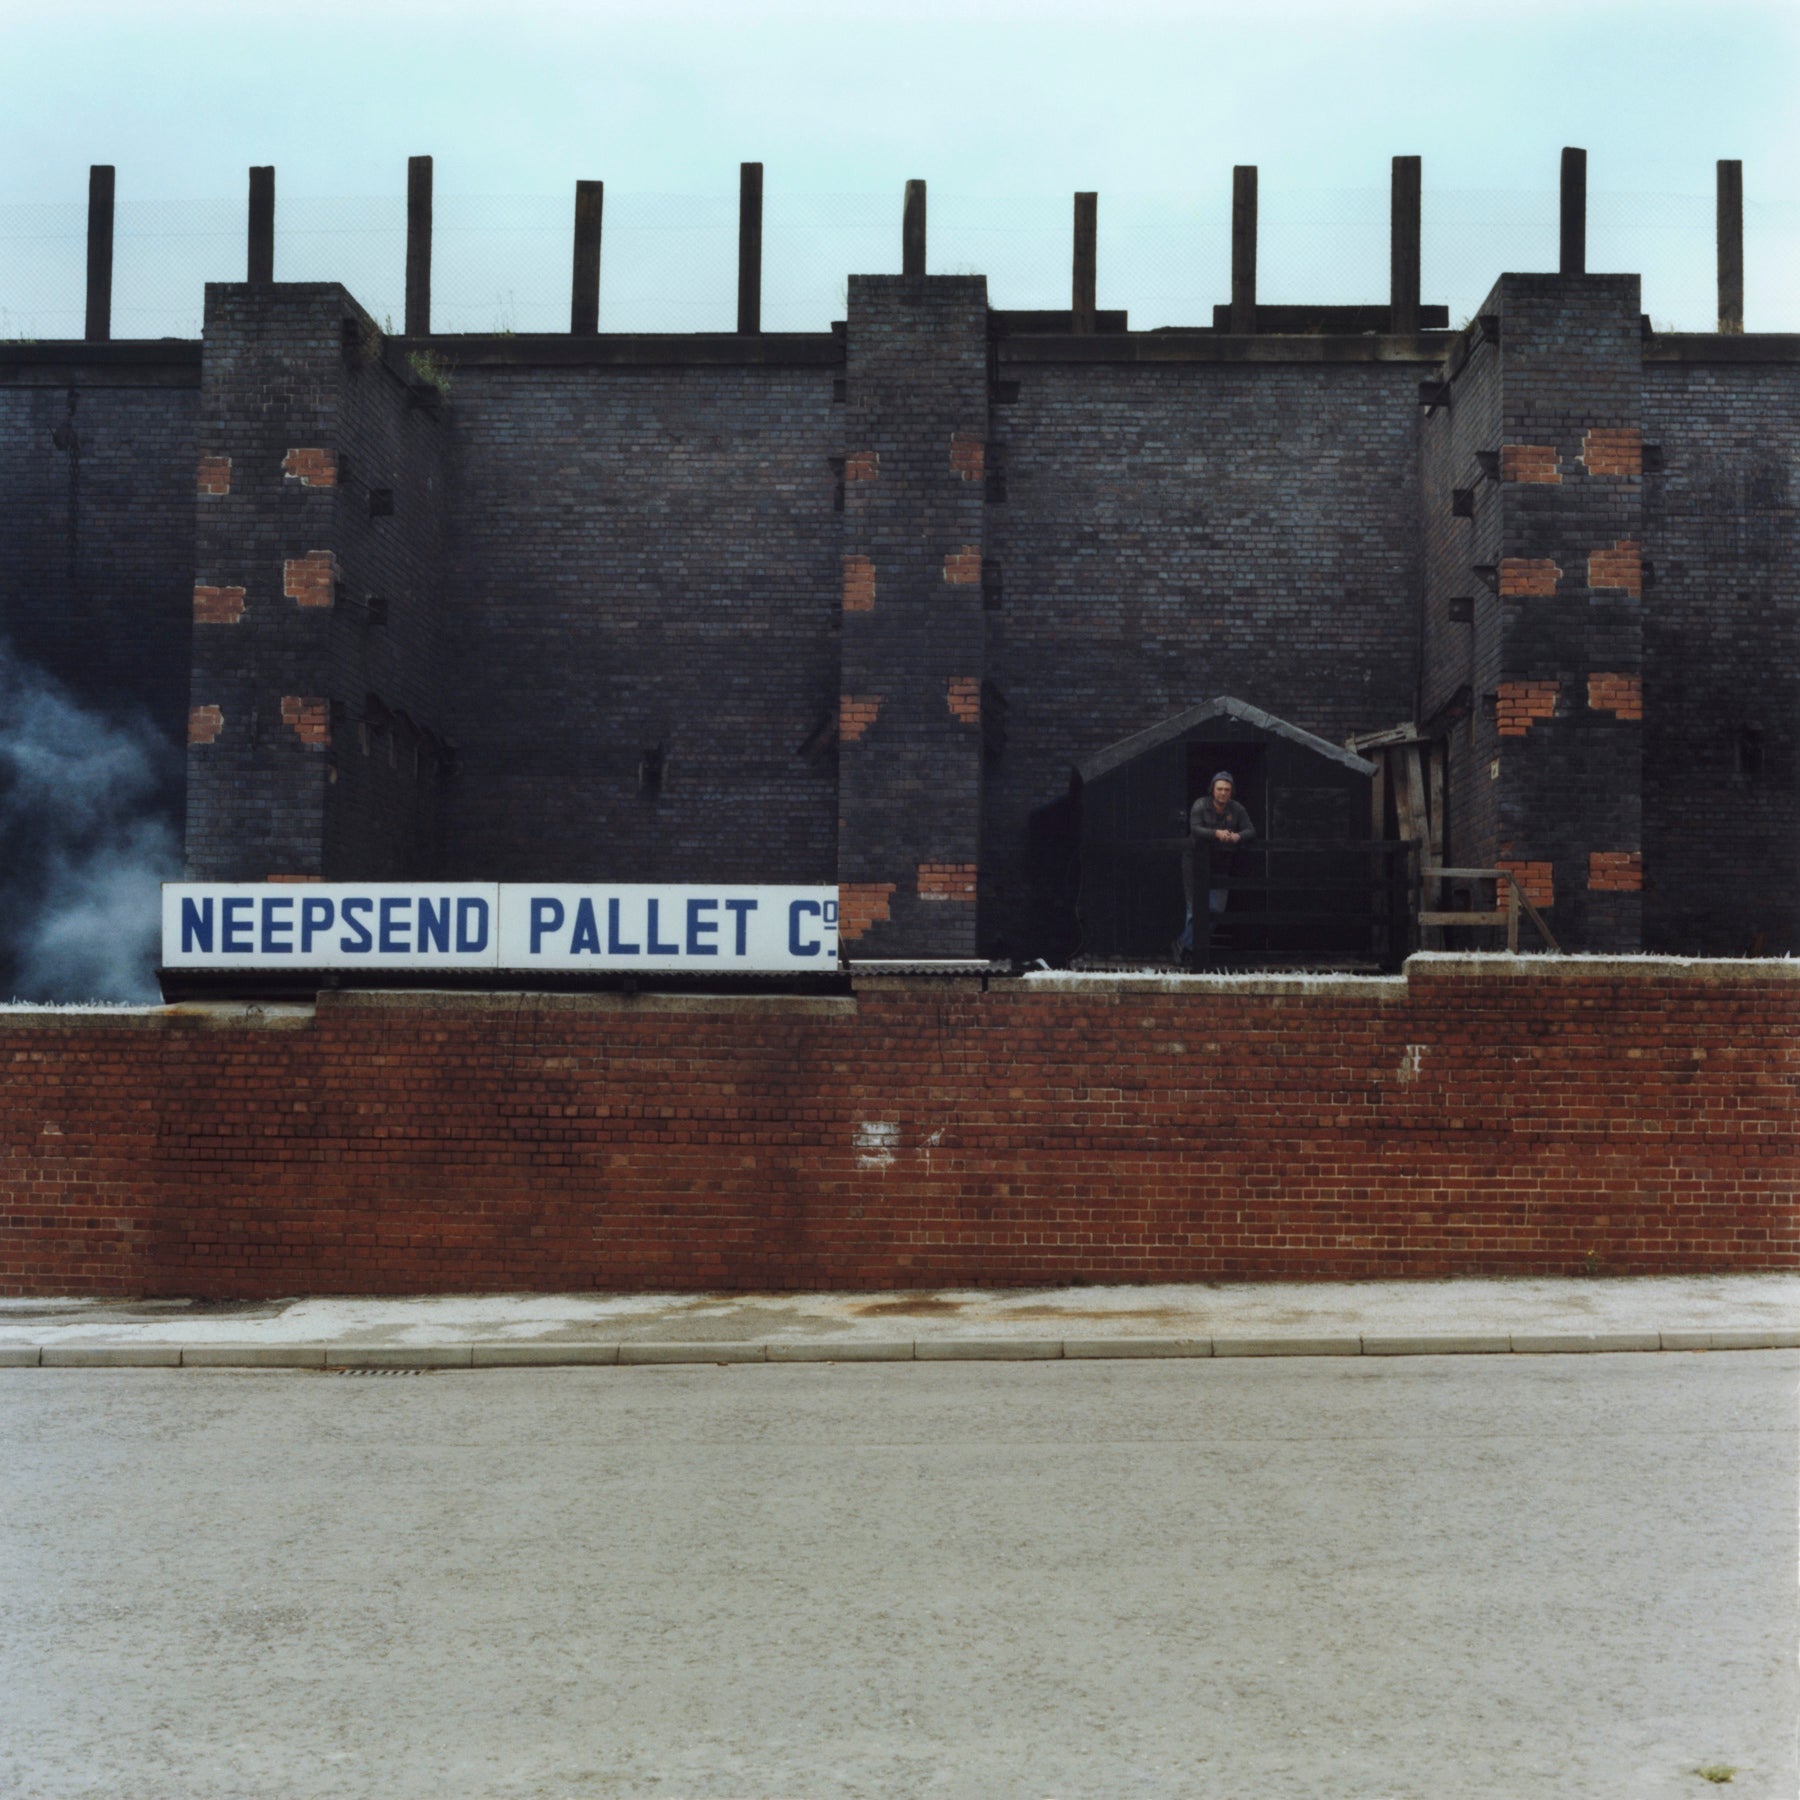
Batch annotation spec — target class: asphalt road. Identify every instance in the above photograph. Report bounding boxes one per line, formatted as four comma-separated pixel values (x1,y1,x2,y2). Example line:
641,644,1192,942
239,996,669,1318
2,1354,1794,1799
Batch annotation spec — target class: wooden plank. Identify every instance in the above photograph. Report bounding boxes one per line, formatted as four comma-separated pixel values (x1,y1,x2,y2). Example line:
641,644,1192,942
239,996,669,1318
903,179,926,280
1403,743,1429,856
571,180,602,335
247,166,275,284
1717,159,1744,333
1071,192,1097,334
85,164,114,342
737,162,762,335
1370,749,1387,839
1560,146,1586,276
1389,155,1421,335
1230,165,1257,334
1427,738,1447,867
1419,911,1510,928
405,155,433,336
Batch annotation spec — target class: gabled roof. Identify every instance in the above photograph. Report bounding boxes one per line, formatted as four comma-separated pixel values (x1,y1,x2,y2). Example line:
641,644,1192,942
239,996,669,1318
1076,695,1378,784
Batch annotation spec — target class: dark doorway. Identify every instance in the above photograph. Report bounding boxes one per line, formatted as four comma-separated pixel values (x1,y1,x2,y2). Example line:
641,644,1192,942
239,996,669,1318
1187,741,1267,827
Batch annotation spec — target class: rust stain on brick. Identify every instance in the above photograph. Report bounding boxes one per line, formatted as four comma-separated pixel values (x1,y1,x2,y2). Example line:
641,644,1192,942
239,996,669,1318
1587,672,1643,720
283,550,338,608
1589,850,1643,892
943,546,982,585
281,447,338,488
1581,428,1642,477
838,882,896,942
842,554,876,612
839,695,882,743
1496,680,1559,736
1588,540,1642,597
1498,558,1561,598
844,451,879,483
1497,859,1555,908
946,676,981,724
187,704,224,746
949,432,985,480
280,695,331,749
192,583,245,625
1499,444,1560,484
196,454,232,496
917,862,977,901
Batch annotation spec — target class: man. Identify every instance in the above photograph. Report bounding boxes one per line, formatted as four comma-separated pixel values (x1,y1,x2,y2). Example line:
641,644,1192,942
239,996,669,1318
1177,771,1256,957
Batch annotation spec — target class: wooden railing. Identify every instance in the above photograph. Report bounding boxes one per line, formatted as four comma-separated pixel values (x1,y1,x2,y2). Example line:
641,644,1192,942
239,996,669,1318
1418,866,1561,953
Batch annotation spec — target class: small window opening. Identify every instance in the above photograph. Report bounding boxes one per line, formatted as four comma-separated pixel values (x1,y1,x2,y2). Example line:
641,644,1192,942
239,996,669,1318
368,487,395,518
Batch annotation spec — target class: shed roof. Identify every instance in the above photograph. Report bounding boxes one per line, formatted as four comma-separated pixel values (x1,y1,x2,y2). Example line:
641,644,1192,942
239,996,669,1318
1076,695,1378,784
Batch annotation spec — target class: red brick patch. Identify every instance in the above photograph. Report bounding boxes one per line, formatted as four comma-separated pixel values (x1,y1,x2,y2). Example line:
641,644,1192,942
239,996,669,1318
1589,851,1643,892
283,550,338,608
1587,673,1642,720
949,432,985,480
1581,428,1642,477
1499,558,1560,598
943,547,982,585
187,704,224,746
281,447,338,488
1497,859,1554,908
918,862,977,901
839,695,882,743
838,883,896,941
196,454,232,496
1588,541,1642,597
946,677,981,724
844,452,878,483
1499,444,1560,484
192,583,245,625
1496,680,1559,736
842,554,876,612
280,695,330,748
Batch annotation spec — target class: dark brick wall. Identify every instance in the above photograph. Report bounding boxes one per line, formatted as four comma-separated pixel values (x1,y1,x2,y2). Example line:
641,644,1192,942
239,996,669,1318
3,962,1794,1298
438,362,842,886
0,366,196,771
984,360,1426,953
1642,359,1800,954
837,276,989,955
185,284,450,881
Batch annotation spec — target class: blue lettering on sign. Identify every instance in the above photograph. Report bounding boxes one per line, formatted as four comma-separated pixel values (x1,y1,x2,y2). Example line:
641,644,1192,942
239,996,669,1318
340,897,373,953
418,897,451,954
456,897,489,953
789,899,822,957
607,898,639,955
261,897,294,954
724,897,756,956
823,899,839,927
530,896,565,954
181,897,213,953
379,896,410,953
221,897,254,954
570,898,602,955
645,898,679,956
301,897,335,954
686,898,718,955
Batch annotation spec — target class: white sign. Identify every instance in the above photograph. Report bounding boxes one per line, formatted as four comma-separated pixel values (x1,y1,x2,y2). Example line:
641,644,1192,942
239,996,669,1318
163,883,840,972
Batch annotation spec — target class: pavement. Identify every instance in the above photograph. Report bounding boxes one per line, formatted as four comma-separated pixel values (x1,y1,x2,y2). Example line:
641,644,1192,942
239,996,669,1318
2,1273,1796,1365
4,1351,1794,1798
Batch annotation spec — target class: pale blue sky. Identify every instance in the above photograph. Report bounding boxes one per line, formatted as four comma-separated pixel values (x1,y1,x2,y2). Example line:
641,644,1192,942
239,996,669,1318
4,0,1797,334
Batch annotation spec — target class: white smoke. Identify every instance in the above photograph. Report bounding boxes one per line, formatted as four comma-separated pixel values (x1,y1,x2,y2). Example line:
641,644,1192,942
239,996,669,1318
1,639,181,1003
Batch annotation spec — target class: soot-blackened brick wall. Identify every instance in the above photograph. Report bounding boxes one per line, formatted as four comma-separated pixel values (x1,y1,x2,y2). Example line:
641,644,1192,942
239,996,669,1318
1642,358,1800,954
0,357,197,766
440,359,843,886
1,960,1793,1298
984,357,1428,951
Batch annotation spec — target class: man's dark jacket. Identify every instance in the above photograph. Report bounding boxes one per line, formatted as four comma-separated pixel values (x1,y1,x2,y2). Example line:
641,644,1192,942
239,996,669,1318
1182,796,1256,910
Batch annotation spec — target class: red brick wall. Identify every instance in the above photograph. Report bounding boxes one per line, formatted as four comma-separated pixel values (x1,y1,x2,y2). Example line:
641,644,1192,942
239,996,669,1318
3,960,1795,1298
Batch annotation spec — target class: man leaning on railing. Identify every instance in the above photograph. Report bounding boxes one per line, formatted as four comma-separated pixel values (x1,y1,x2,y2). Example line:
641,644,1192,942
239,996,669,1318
1176,771,1256,959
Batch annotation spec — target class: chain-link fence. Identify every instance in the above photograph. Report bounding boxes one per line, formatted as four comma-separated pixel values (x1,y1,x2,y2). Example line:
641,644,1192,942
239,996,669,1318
3,186,1794,340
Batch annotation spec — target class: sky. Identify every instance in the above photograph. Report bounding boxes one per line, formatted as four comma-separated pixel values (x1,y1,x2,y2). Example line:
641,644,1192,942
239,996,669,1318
3,0,1798,333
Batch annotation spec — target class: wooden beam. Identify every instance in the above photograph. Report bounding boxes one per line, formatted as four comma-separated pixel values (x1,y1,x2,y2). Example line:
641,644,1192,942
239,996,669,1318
1559,146,1586,276
1717,159,1744,333
737,162,763,334
247,166,275,284
1071,191,1097,334
1427,738,1447,868
571,179,602,335
903,179,926,280
1389,155,1421,335
405,155,433,336
1230,165,1257,334
85,164,114,342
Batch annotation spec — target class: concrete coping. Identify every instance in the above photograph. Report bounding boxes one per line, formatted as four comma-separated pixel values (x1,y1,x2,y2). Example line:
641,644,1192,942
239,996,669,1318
5,1330,1794,1370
